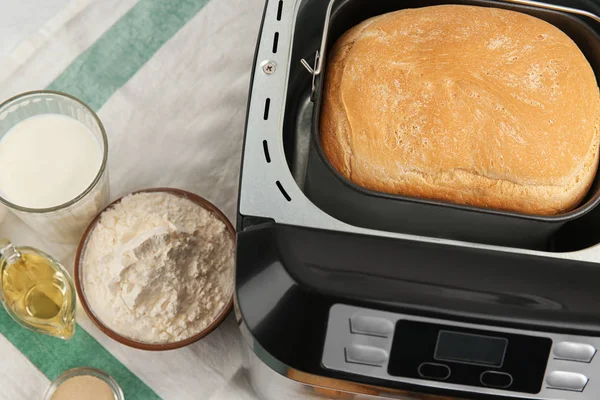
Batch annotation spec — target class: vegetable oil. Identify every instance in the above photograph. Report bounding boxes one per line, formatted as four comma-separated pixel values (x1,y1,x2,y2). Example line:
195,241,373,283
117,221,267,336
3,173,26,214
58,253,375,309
0,239,75,339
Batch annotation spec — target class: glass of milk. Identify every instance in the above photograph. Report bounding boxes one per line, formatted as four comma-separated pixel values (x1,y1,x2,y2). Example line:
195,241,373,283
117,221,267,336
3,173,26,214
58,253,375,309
0,91,109,244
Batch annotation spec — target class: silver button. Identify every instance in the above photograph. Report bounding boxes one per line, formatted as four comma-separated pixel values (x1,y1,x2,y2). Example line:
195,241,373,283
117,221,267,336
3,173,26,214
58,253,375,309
350,315,394,338
345,345,389,367
546,371,588,392
554,342,596,363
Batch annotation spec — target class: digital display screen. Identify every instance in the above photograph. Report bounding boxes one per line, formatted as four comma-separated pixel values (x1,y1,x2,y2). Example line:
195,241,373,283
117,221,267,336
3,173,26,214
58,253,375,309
389,320,551,393
434,330,508,367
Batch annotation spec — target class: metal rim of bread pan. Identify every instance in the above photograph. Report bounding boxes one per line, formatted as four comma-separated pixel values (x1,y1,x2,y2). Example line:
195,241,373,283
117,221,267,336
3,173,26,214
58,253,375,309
304,0,600,224
301,0,600,95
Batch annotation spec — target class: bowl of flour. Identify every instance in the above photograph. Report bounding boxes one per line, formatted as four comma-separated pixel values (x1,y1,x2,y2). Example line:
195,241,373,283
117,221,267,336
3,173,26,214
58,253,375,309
75,188,235,350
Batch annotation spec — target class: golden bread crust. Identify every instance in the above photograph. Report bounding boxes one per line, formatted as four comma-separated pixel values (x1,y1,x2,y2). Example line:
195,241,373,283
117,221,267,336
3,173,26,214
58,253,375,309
321,5,600,215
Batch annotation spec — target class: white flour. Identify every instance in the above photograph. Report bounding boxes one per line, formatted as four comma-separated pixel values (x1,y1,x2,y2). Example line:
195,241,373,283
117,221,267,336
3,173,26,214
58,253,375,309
82,192,234,344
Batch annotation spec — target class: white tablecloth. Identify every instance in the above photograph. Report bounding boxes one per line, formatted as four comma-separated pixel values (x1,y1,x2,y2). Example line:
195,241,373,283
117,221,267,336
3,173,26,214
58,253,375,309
0,1,277,399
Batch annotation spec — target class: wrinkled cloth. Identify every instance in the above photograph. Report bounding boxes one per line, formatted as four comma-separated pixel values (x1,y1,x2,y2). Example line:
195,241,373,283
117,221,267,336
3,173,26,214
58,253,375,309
0,0,275,399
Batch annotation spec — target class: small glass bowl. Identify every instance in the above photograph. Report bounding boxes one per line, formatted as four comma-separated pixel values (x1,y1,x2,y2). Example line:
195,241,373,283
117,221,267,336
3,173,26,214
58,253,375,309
42,367,124,400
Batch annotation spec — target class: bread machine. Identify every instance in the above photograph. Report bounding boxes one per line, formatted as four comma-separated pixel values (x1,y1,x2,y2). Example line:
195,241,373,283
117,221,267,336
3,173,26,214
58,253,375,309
235,0,600,399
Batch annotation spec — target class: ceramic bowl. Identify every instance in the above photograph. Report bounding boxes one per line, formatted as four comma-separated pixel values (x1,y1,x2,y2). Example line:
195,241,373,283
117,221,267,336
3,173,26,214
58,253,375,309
74,188,235,351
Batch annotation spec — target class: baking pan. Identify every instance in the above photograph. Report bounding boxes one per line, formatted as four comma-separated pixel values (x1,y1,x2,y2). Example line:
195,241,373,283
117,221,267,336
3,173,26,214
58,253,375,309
301,0,600,249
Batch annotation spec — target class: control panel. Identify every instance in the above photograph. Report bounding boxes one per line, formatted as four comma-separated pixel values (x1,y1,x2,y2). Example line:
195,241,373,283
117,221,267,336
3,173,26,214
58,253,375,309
322,304,600,399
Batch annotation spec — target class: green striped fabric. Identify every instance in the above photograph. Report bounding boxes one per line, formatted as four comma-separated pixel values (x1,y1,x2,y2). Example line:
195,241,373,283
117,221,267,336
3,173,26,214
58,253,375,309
1,0,214,397
0,310,160,399
49,0,212,110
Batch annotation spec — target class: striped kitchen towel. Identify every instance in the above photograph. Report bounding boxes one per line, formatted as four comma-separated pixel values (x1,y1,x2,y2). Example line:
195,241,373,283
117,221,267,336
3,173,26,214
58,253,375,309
0,0,265,398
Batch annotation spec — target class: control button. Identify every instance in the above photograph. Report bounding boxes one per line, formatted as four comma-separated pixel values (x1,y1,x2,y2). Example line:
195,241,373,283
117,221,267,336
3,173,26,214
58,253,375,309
553,342,596,363
345,345,389,367
546,371,588,392
350,315,394,338
418,363,451,380
480,371,513,389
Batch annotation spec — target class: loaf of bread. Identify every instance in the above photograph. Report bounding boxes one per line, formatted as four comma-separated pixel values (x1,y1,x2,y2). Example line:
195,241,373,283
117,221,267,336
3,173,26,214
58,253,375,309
320,5,600,215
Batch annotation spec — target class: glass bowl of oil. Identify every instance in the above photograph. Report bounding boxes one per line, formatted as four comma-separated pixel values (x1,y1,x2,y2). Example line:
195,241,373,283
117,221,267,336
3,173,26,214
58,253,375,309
0,239,76,339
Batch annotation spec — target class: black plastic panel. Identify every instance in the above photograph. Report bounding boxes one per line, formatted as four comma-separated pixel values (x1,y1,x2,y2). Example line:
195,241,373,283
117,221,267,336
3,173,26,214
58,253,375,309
237,223,600,338
235,222,600,398
389,320,552,394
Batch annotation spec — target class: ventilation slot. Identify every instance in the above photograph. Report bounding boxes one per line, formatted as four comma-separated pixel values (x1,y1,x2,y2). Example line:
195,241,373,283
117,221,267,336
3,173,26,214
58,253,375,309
272,32,279,54
263,140,271,163
277,0,283,21
263,98,271,120
276,181,291,201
